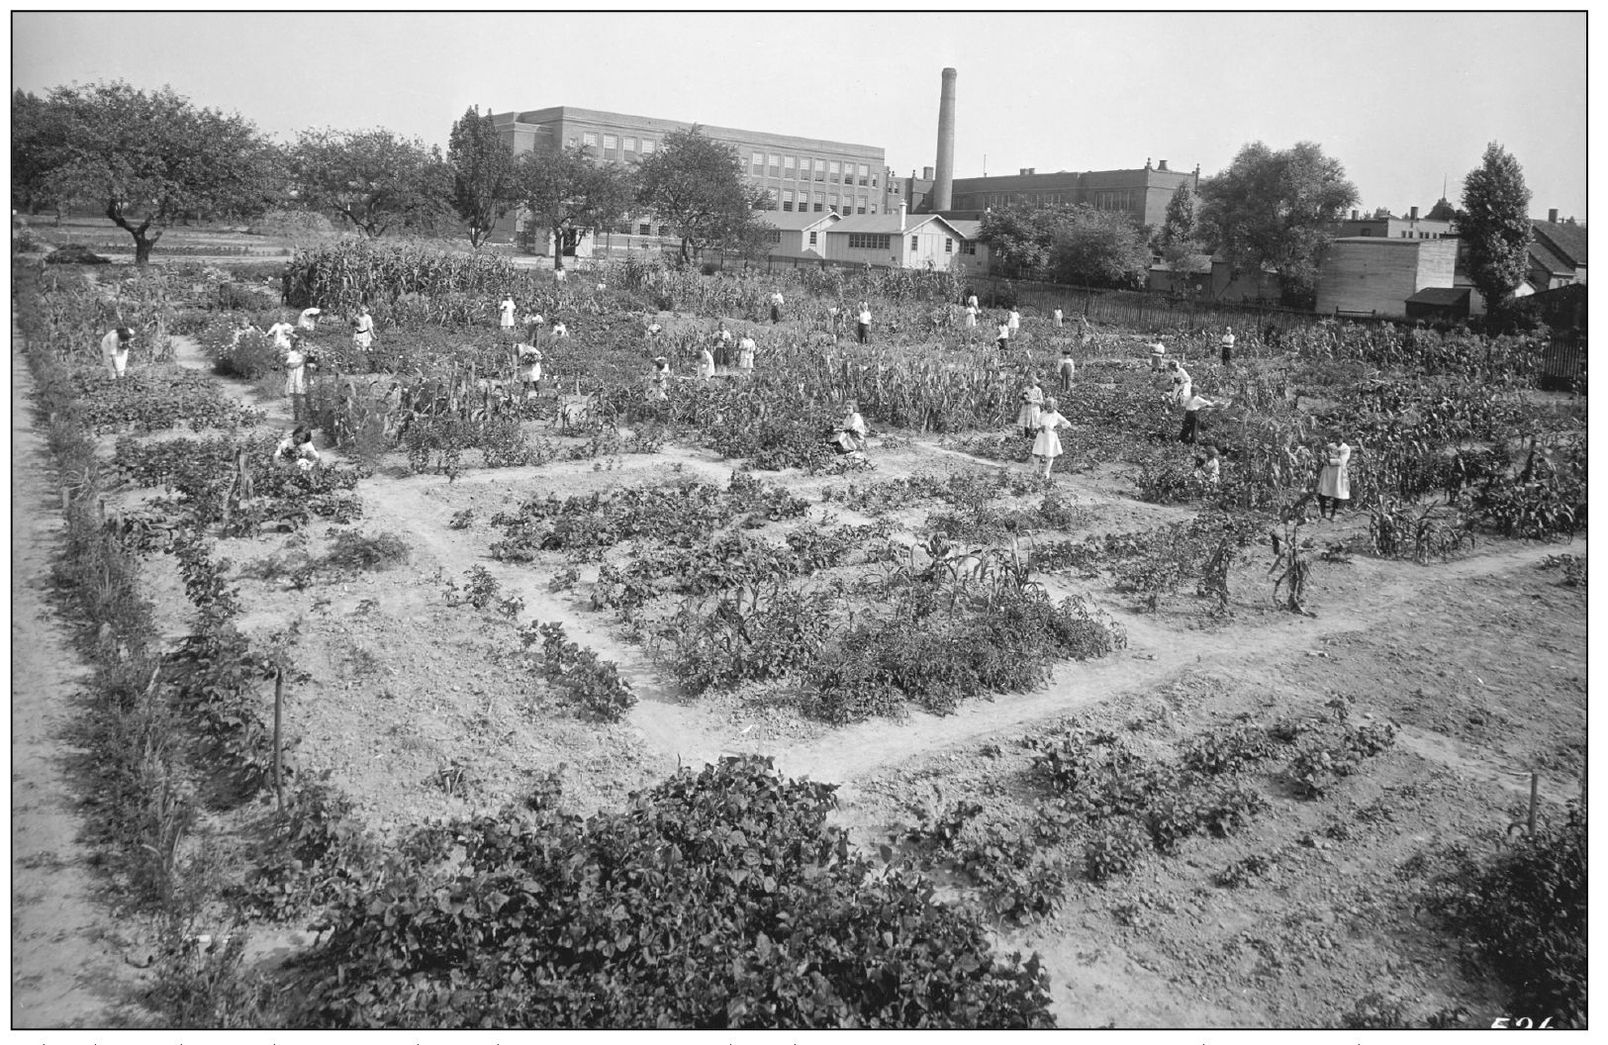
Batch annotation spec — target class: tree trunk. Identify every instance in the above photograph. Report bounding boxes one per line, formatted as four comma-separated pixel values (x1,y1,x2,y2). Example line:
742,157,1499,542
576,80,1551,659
133,230,160,267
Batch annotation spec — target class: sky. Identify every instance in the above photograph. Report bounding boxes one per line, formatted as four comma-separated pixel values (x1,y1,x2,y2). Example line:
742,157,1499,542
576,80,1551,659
10,9,1589,220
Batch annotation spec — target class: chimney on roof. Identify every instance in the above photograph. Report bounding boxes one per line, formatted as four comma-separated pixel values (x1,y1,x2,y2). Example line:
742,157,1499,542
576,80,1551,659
1548,208,1559,223
932,68,957,212
1145,158,1152,170
1019,167,1035,176
1158,159,1169,172
1350,209,1359,220
899,202,907,232
923,166,934,181
1410,206,1419,220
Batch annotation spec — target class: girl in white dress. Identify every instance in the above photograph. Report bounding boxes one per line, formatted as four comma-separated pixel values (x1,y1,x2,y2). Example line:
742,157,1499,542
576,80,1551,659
1317,438,1352,519
1016,378,1044,438
697,345,716,379
499,296,516,330
1032,397,1071,479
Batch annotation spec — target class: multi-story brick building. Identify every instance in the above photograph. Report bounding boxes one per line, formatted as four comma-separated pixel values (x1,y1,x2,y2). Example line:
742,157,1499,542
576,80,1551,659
945,159,1200,227
490,106,887,218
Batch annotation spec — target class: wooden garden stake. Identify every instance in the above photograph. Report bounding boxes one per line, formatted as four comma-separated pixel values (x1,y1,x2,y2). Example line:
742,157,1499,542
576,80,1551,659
273,667,285,814
1527,772,1539,837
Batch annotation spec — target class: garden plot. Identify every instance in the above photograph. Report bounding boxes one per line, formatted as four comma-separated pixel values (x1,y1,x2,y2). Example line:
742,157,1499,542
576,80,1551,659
20,248,1585,1029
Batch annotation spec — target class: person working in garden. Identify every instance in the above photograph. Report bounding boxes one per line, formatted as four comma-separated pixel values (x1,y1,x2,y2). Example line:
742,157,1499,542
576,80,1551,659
296,306,322,332
1078,313,1092,345
283,335,314,422
769,289,785,323
1178,389,1220,444
550,318,569,339
100,326,133,380
351,305,375,350
1057,347,1076,393
524,307,546,337
230,315,261,347
1031,397,1071,479
1008,307,1022,338
1220,326,1236,366
737,331,756,374
1052,306,1064,328
266,312,297,350
827,305,842,340
273,425,321,471
515,340,544,398
964,301,978,328
1016,377,1045,439
697,343,716,379
1316,436,1352,520
995,316,1011,351
714,322,733,366
829,401,868,455
646,319,662,339
856,302,872,345
966,291,979,311
554,267,567,283
499,294,516,331
1195,446,1221,487
647,357,670,401
1168,361,1193,408
1149,338,1168,370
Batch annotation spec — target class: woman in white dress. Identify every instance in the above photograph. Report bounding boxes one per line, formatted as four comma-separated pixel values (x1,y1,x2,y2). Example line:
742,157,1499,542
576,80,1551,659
1016,377,1044,438
1316,437,1352,520
498,295,516,330
1031,396,1071,479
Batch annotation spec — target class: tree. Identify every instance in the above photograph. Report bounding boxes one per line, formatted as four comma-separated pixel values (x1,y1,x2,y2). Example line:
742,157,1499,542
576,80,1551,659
290,127,453,238
1197,141,1360,306
11,90,68,220
22,81,273,264
511,145,637,270
1456,143,1534,312
1049,206,1152,290
635,127,772,264
976,205,1064,277
447,106,516,249
1154,183,1210,279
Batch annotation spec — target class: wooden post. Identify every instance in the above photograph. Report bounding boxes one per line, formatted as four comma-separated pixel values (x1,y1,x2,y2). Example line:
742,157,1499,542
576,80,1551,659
273,667,284,814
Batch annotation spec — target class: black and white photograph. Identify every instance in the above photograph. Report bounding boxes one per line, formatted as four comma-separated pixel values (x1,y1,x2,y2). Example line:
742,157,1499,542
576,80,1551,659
10,8,1588,1037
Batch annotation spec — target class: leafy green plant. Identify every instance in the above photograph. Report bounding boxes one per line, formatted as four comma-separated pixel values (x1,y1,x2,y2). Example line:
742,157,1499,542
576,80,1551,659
1083,818,1148,882
323,530,409,572
297,756,1057,1028
522,621,636,722
1179,722,1276,776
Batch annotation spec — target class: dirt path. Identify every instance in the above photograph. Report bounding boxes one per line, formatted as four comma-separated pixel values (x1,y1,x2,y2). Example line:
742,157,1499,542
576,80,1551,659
10,339,149,1027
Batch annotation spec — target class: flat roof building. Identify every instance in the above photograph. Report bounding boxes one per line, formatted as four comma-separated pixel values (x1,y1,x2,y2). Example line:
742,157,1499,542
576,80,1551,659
490,106,888,218
947,159,1199,228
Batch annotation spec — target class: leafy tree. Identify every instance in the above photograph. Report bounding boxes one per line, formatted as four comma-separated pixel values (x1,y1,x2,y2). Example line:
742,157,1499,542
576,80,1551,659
976,205,1062,278
447,106,516,249
20,81,273,265
1049,206,1152,290
1154,183,1209,279
11,89,68,220
290,127,453,238
511,145,637,271
636,126,772,264
1455,143,1534,312
1197,141,1359,306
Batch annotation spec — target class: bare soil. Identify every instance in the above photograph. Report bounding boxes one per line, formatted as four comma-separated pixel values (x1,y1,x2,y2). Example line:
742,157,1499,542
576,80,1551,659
32,329,1588,1029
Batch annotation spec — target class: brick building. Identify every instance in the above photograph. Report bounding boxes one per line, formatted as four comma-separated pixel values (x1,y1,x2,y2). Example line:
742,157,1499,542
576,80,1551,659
945,159,1200,227
1336,205,1454,240
490,107,887,219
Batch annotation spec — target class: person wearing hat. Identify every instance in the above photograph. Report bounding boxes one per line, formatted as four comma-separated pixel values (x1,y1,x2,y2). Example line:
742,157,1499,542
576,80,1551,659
100,326,134,379
296,306,323,332
351,304,375,350
1220,326,1237,366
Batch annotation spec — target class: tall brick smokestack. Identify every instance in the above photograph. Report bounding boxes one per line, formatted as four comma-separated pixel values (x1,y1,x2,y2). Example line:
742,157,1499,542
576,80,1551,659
932,67,957,212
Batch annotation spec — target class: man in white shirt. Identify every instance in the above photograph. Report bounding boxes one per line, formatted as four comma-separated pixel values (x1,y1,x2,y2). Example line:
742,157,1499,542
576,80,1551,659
769,290,785,323
1220,326,1237,365
1179,390,1218,444
856,303,872,344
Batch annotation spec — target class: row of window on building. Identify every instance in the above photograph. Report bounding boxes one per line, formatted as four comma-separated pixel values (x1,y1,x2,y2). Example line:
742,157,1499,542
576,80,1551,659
749,154,877,188
844,233,974,256
773,189,876,215
576,131,657,155
973,189,1135,211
